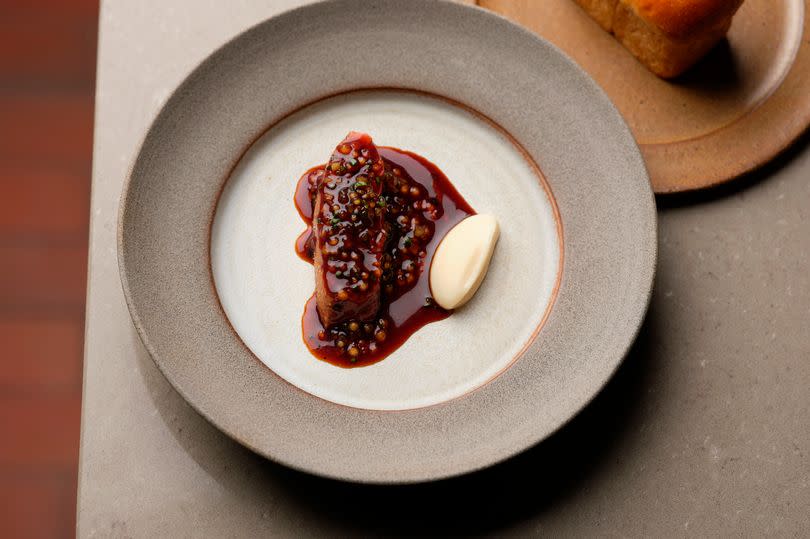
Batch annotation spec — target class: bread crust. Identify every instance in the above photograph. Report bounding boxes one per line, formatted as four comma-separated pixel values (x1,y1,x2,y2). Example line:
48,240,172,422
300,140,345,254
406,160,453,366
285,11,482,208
573,0,744,78
626,0,744,38
574,0,618,31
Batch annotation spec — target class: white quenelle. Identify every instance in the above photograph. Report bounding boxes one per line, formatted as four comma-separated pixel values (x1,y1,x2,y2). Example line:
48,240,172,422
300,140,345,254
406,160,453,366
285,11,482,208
429,215,500,310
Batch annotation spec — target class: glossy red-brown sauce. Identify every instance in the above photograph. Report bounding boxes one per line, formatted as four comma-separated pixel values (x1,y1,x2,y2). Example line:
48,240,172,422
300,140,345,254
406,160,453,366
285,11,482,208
295,147,475,367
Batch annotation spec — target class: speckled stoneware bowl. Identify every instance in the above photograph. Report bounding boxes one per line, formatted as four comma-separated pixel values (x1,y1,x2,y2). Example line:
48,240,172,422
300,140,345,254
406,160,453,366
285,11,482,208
118,0,656,483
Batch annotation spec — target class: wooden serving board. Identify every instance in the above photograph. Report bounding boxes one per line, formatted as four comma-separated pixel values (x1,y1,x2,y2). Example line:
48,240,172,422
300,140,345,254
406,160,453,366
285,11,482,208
476,0,810,194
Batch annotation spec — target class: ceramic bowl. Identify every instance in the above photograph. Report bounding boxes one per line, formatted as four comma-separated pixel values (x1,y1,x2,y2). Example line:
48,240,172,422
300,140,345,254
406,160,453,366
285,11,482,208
119,0,656,483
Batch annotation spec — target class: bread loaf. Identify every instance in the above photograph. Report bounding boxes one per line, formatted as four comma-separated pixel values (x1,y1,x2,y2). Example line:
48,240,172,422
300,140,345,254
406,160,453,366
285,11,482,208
574,0,744,78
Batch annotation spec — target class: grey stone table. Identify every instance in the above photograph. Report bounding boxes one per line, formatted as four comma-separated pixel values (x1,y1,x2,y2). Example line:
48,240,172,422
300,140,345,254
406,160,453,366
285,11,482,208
78,0,810,536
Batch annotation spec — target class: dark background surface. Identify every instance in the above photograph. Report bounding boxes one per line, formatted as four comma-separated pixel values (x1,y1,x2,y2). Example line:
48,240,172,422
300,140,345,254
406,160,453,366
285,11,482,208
0,0,98,536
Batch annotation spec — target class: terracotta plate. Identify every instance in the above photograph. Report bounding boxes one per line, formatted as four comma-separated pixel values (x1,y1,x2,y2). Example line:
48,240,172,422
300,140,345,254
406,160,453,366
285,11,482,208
482,0,810,193
118,0,656,482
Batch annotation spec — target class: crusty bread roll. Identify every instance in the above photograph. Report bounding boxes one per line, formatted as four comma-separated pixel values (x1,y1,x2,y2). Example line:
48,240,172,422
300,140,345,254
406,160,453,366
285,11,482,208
574,0,744,78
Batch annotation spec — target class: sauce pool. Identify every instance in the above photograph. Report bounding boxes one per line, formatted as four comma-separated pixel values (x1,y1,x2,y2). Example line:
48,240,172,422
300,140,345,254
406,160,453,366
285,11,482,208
295,147,475,367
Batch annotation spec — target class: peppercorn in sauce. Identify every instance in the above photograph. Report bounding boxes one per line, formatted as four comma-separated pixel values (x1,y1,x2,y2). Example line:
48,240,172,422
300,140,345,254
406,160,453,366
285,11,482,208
312,132,387,327
295,132,475,367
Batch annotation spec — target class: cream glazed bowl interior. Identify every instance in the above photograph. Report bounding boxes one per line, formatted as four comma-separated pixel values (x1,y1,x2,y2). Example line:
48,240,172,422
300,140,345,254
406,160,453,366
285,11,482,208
211,90,561,411
119,0,656,483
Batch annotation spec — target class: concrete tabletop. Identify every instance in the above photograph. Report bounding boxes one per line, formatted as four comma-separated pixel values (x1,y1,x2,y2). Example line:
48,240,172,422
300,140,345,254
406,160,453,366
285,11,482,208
78,0,810,536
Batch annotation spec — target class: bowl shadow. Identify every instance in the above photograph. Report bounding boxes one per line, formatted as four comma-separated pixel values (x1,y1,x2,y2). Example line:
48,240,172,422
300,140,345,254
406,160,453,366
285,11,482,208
135,291,663,534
